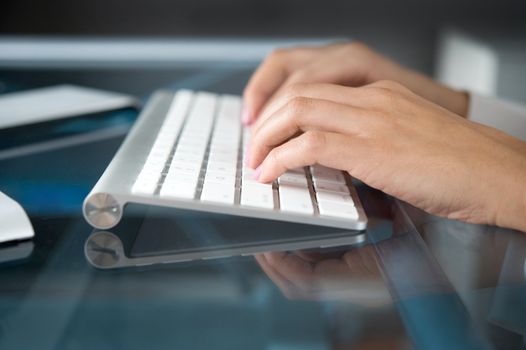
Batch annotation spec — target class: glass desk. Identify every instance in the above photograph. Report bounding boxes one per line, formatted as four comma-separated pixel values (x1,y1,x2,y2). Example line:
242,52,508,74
1,64,525,350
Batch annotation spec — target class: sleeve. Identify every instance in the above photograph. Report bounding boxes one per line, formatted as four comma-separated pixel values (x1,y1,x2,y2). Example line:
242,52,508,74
468,93,526,141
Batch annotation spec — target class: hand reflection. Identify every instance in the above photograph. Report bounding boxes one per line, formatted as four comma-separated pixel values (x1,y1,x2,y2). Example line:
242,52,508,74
255,245,391,307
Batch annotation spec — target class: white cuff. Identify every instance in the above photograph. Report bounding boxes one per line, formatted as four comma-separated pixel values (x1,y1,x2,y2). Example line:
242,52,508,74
468,93,526,140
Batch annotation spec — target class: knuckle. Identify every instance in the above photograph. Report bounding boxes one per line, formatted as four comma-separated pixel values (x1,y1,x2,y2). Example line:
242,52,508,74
283,83,305,100
269,147,283,166
301,130,326,153
369,82,406,104
371,79,398,89
286,96,311,115
267,47,289,61
370,87,395,104
288,69,309,83
345,40,367,53
341,41,371,57
371,80,408,93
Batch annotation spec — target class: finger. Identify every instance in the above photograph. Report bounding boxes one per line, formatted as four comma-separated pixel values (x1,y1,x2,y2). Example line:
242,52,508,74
253,83,355,132
294,250,346,262
263,252,318,290
253,83,390,133
343,246,379,276
256,131,363,183
248,98,368,169
243,48,311,125
249,62,334,128
253,82,375,135
254,253,302,299
264,252,349,293
251,44,381,128
293,250,329,263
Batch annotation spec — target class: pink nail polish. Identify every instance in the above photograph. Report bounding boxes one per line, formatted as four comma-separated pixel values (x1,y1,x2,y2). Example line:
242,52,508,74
252,165,262,181
241,107,250,125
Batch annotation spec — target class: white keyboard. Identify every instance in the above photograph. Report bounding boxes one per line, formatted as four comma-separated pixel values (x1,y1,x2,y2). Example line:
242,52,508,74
83,90,367,231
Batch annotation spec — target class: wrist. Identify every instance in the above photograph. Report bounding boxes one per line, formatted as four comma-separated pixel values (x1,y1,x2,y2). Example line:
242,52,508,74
495,164,526,232
511,188,526,232
505,190,526,233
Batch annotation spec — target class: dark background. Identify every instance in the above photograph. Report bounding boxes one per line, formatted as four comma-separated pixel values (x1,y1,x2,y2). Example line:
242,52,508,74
1,0,525,75
1,0,525,36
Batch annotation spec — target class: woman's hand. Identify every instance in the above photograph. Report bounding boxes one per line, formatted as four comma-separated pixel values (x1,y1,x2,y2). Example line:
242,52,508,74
242,42,469,124
254,247,390,305
247,80,526,231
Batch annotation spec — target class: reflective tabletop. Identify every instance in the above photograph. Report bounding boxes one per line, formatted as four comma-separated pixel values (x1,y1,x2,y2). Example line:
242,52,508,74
1,65,526,350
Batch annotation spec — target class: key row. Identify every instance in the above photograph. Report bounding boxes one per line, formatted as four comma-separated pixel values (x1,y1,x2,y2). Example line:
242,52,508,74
160,92,216,199
132,90,193,194
200,96,242,204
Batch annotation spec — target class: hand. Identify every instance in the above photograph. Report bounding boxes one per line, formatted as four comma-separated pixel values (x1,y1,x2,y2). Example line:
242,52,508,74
243,42,469,124
247,80,526,232
255,247,391,306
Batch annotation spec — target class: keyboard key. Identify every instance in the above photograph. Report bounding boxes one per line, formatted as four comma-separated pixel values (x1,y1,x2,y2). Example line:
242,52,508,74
138,168,166,180
168,161,202,174
132,178,158,195
317,200,359,220
210,142,238,151
279,185,314,214
311,166,346,184
205,167,236,179
141,162,165,175
218,95,242,120
315,190,355,206
313,181,349,194
147,148,172,160
201,182,235,204
241,183,274,209
311,171,346,184
177,138,208,149
160,181,197,199
158,89,192,134
204,172,236,187
207,153,237,163
207,161,238,174
164,171,200,185
209,148,238,158
164,90,193,121
241,168,260,185
278,172,308,187
176,143,207,153
172,153,204,164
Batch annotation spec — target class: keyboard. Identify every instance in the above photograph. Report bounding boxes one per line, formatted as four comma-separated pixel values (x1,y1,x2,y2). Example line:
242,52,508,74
83,90,367,231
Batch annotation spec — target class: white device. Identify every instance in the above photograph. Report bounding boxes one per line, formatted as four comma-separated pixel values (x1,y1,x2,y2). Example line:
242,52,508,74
0,191,34,244
0,84,137,130
83,90,367,231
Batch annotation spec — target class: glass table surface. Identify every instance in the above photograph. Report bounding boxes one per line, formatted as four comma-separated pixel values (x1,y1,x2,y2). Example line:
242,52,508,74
1,65,525,350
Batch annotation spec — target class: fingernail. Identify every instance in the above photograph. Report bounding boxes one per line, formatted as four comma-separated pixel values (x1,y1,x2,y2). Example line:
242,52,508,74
241,107,251,125
252,165,262,181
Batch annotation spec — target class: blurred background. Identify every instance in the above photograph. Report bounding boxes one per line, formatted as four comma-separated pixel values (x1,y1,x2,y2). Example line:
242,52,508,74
0,0,525,100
